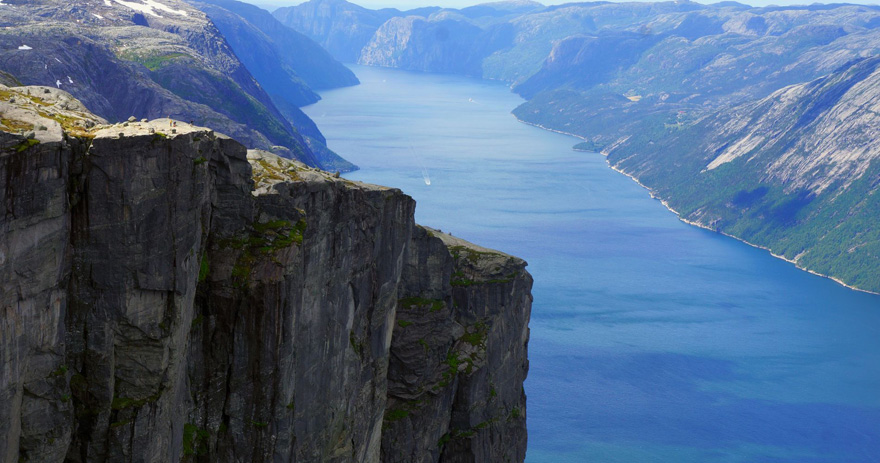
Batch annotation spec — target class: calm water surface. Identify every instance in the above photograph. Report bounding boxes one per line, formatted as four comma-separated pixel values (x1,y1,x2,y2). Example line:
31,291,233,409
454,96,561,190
303,65,880,462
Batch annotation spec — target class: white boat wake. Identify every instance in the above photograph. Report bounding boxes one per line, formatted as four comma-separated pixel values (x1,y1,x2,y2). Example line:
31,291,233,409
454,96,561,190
410,144,431,186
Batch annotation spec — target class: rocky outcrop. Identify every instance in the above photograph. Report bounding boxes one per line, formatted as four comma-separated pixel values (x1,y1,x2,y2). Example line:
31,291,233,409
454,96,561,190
0,86,531,462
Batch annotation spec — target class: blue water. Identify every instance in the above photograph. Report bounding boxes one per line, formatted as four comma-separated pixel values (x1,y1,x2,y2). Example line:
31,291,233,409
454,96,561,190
303,65,880,462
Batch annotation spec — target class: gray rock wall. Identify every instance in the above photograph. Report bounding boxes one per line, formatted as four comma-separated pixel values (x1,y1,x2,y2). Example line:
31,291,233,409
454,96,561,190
381,227,532,463
0,112,531,462
1,130,77,463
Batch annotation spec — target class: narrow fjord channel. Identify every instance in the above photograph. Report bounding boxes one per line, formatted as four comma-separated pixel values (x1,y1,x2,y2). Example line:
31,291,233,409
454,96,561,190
303,65,880,462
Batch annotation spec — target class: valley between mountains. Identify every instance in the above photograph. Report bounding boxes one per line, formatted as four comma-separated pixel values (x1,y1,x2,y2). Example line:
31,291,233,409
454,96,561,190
1,0,879,461
278,0,880,293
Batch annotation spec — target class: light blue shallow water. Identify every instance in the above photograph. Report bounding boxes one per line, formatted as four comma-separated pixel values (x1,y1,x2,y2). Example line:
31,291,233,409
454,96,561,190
303,64,880,462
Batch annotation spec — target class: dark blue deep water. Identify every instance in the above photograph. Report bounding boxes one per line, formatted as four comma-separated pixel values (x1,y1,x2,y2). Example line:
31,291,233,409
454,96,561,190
303,65,880,462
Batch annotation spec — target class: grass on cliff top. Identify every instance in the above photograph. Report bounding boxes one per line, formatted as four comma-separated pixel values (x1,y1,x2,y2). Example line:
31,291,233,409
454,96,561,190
252,158,303,187
448,245,504,264
1,90,96,139
0,88,52,108
1,117,34,132
35,110,96,138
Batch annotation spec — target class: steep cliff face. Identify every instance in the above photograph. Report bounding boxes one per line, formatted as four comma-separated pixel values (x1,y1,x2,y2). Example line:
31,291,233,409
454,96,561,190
382,228,530,462
1,86,106,463
0,86,531,462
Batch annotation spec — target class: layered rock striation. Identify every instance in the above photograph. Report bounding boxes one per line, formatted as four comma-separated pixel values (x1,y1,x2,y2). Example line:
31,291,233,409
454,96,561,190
0,86,531,462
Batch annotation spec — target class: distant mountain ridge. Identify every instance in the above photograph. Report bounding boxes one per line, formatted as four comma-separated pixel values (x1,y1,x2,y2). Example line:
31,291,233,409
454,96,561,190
273,0,426,62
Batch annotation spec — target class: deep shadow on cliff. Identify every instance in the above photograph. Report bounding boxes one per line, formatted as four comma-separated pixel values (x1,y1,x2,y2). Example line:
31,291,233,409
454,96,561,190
0,85,531,462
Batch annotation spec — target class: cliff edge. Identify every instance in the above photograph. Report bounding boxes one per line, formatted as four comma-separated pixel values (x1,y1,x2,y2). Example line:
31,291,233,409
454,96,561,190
0,85,531,462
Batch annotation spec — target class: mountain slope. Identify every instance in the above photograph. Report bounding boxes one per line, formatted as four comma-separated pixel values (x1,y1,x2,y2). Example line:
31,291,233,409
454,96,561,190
195,0,322,107
0,0,325,166
503,5,880,292
197,0,358,92
512,6,880,142
190,0,359,171
607,56,880,292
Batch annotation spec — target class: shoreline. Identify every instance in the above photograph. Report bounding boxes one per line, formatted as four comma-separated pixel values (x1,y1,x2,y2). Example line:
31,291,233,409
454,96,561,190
514,114,880,297
610,160,880,297
514,117,587,141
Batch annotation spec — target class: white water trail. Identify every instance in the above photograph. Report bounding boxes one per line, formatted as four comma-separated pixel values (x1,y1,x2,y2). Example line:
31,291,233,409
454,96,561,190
410,144,431,186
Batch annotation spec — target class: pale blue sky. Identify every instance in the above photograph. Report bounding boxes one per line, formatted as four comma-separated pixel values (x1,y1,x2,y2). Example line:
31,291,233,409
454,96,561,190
251,0,879,10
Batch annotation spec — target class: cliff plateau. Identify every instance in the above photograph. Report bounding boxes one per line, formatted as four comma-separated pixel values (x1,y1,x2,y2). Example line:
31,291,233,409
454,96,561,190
0,85,532,462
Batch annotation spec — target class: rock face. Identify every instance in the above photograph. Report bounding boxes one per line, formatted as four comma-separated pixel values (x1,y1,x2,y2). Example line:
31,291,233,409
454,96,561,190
0,86,531,462
383,228,530,462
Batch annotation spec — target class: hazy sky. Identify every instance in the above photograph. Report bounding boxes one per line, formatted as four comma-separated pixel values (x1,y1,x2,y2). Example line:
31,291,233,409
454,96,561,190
250,0,879,12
